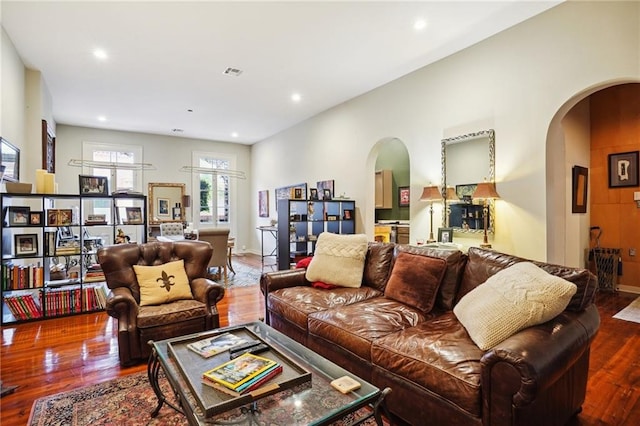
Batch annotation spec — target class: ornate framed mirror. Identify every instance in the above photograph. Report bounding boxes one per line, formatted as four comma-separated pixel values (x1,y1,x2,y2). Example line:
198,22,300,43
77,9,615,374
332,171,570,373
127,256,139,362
441,129,495,234
148,182,186,224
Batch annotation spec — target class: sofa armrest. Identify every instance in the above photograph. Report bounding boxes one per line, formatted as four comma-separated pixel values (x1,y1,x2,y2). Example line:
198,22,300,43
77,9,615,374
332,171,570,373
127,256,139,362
105,286,139,323
260,268,309,295
481,304,600,419
190,277,225,306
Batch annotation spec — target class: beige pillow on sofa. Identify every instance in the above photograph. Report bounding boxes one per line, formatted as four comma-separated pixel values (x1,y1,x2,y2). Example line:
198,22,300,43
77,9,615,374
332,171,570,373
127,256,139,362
133,259,193,306
453,262,577,350
305,232,368,288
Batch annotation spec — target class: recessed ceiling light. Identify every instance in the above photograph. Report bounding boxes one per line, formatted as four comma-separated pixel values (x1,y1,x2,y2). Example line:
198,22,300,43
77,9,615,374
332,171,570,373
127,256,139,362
414,18,427,31
93,48,108,60
231,132,239,138
97,115,107,122
291,93,302,103
187,109,193,113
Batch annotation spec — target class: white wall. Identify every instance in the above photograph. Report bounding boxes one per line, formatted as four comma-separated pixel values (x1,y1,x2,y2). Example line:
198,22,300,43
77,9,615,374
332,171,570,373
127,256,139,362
250,1,640,261
56,125,252,251
1,27,26,169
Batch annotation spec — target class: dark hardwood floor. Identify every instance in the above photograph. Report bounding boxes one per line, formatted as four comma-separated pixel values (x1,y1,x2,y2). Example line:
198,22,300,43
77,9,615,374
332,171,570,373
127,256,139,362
1,254,638,425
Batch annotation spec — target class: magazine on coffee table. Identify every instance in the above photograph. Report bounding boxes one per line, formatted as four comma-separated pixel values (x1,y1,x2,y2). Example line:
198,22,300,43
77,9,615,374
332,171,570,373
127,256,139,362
167,325,311,417
186,332,249,358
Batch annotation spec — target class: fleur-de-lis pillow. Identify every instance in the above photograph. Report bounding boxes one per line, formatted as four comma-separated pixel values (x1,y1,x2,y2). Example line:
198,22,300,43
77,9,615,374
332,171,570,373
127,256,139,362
133,259,193,306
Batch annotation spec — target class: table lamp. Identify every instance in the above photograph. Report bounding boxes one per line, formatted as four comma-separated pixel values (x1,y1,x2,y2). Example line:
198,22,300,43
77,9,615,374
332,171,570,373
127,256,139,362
472,181,500,248
444,187,459,227
420,185,442,243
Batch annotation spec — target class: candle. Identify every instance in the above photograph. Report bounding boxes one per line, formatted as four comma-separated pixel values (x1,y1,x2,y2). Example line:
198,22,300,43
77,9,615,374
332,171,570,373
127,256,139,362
36,169,47,193
44,173,55,194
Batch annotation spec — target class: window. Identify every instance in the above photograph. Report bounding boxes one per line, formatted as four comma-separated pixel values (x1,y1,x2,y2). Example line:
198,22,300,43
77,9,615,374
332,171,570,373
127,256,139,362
82,142,144,217
193,152,234,226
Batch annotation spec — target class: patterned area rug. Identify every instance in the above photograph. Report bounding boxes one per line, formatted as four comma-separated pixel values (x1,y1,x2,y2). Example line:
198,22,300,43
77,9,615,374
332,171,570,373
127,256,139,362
612,296,640,323
216,256,264,287
28,372,380,425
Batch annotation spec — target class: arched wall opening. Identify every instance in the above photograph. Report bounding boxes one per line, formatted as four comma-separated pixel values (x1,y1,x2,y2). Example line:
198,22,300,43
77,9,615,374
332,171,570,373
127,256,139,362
547,79,640,292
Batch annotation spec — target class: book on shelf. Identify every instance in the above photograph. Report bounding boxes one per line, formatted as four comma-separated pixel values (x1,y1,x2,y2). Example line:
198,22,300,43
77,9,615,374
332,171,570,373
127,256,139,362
202,352,279,392
186,332,250,358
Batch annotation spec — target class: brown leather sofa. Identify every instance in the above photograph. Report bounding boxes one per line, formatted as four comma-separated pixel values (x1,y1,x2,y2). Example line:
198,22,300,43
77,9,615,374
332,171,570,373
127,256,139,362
260,244,600,426
98,241,225,366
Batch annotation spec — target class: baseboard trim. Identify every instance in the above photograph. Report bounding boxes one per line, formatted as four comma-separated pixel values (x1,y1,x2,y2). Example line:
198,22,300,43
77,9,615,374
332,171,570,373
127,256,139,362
616,285,640,295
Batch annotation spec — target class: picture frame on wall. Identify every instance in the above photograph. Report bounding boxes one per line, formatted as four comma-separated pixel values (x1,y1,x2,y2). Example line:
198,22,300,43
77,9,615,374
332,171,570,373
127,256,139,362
309,188,318,200
438,227,453,244
157,198,170,217
398,186,410,207
608,151,639,188
258,190,269,217
572,166,588,213
29,211,43,226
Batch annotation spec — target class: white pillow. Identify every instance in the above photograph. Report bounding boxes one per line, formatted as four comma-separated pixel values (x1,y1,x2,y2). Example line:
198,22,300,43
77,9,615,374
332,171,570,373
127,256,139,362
305,233,368,288
453,262,577,350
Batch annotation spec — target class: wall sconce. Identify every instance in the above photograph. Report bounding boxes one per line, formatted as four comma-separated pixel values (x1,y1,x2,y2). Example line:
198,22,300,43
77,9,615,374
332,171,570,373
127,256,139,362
444,187,459,227
420,185,442,243
472,181,500,248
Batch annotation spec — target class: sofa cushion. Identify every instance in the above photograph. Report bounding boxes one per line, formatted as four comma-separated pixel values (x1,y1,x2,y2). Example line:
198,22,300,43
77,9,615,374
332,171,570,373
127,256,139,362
371,313,483,416
268,286,383,330
363,242,395,291
397,245,467,310
453,262,577,350
384,252,446,313
458,247,596,311
137,299,207,328
306,233,368,288
308,297,428,361
133,259,193,306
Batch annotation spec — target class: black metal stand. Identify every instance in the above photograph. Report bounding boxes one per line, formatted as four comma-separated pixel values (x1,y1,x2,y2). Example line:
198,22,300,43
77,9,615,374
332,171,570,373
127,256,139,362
147,346,184,417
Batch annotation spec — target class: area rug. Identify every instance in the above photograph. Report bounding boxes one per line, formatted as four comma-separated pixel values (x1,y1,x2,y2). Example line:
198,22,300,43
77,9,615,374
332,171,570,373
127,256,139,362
28,371,380,425
219,257,263,288
612,296,640,324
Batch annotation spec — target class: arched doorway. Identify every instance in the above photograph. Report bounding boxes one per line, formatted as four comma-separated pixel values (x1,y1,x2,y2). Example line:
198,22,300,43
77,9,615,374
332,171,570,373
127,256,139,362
546,80,640,281
365,137,410,241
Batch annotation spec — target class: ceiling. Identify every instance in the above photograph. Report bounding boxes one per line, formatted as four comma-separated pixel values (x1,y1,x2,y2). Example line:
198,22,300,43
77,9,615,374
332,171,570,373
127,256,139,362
2,1,560,145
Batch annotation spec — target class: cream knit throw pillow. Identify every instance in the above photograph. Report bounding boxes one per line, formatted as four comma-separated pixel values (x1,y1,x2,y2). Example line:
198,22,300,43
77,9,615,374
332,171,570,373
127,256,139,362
305,232,368,288
453,262,577,350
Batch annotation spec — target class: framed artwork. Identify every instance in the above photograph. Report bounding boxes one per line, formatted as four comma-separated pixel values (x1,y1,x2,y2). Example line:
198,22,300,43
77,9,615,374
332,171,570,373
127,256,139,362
125,207,143,224
294,188,303,199
57,226,74,241
14,234,38,257
7,206,30,226
275,183,307,209
47,209,73,226
572,166,588,213
42,119,56,173
29,211,43,225
79,175,109,196
157,198,170,216
1,137,20,182
309,188,318,200
455,184,477,203
438,227,453,244
398,186,410,207
258,190,269,217
608,151,639,188
317,180,334,200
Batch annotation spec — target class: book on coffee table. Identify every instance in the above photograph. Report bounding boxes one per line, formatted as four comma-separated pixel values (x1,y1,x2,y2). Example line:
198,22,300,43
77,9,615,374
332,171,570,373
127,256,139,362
202,352,278,391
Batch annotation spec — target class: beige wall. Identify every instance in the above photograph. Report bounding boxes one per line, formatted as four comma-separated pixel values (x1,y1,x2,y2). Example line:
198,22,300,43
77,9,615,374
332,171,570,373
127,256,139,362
251,1,640,262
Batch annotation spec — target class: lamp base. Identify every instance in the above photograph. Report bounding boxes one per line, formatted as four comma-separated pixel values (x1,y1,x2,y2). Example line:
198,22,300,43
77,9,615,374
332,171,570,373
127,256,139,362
427,239,436,243
480,243,492,249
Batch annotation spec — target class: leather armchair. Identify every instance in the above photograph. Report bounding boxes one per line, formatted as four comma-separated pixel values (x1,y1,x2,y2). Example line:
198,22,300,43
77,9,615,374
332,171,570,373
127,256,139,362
97,240,225,366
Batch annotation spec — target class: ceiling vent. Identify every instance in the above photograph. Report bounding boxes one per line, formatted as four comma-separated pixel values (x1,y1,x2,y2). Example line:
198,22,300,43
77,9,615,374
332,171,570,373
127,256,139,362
223,67,243,77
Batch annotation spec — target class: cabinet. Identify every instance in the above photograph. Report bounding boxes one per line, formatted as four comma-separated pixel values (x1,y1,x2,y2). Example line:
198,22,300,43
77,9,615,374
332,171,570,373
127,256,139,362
375,170,392,209
277,199,356,270
1,193,147,324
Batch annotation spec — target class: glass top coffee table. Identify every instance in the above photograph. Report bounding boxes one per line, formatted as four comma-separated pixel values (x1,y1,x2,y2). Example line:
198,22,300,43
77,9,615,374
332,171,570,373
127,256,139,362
148,321,390,425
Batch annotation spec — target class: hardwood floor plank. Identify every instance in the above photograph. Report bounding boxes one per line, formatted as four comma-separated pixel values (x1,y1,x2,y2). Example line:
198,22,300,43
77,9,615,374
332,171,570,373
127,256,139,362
1,255,639,426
